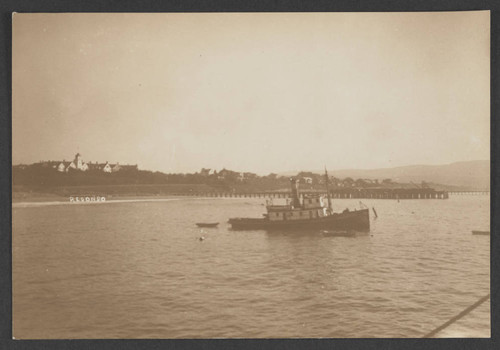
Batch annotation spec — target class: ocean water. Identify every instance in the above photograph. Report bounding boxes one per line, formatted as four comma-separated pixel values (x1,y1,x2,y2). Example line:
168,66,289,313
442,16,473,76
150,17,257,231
12,196,490,338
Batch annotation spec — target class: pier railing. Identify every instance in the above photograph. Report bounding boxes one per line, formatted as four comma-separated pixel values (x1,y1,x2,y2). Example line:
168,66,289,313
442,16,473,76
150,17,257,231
448,191,490,195
173,188,451,199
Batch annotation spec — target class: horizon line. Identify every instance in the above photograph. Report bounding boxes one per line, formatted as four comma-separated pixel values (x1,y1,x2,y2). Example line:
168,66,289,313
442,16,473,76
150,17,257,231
13,158,490,175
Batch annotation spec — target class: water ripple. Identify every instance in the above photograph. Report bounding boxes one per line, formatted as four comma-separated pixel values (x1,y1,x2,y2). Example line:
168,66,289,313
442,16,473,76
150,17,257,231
12,196,490,338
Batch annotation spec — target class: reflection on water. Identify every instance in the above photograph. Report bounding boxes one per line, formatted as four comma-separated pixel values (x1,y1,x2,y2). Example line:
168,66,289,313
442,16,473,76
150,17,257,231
12,196,490,338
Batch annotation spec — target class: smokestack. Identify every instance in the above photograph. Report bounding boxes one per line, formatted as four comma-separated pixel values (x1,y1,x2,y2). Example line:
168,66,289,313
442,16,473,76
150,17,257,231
325,167,332,210
290,178,301,208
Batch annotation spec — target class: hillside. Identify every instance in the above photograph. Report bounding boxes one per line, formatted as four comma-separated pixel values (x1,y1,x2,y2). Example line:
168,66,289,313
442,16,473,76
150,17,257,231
279,160,490,190
324,160,489,190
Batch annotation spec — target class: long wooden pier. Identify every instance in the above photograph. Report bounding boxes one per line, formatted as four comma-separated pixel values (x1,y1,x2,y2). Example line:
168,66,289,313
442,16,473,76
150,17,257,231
174,188,450,199
448,191,490,195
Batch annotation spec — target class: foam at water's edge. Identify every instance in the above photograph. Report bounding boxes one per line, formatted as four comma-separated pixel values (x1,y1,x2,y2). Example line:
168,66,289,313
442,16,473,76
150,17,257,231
12,198,180,208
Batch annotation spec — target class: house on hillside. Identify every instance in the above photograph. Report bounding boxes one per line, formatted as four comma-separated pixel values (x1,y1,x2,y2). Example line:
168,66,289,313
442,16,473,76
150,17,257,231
217,168,227,179
200,168,211,176
86,162,100,171
117,164,138,172
102,162,112,173
55,153,89,172
302,177,313,184
34,153,138,173
56,161,71,172
216,168,240,181
243,172,257,180
342,178,355,187
110,163,138,172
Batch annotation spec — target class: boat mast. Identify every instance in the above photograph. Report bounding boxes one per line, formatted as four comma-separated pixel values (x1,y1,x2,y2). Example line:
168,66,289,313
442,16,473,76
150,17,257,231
324,166,332,211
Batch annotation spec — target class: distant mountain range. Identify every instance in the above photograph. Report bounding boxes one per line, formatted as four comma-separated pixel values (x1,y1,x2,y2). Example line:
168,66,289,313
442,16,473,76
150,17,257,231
283,160,490,190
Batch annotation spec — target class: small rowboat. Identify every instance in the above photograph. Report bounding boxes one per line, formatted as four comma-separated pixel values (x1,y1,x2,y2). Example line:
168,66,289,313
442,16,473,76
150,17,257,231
196,222,219,228
472,230,490,235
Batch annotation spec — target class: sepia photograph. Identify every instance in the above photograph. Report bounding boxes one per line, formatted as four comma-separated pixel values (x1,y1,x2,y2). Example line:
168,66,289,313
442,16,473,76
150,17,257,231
11,11,490,339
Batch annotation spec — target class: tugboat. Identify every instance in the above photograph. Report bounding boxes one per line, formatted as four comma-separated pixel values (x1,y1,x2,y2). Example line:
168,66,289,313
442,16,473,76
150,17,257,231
228,170,370,231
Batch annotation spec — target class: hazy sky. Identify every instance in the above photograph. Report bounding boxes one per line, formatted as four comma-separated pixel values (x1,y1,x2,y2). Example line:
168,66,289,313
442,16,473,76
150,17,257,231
13,12,490,174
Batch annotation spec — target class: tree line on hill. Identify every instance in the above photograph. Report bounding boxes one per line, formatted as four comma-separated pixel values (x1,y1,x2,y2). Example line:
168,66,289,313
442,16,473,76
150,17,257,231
12,164,414,192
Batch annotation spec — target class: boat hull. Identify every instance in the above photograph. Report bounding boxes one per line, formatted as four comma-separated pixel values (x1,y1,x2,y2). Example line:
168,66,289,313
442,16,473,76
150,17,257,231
229,209,370,231
196,223,219,228
472,230,489,235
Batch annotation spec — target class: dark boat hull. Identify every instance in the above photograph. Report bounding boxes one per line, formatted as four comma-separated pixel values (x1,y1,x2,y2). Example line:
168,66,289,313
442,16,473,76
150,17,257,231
472,230,489,235
196,223,219,228
229,209,370,231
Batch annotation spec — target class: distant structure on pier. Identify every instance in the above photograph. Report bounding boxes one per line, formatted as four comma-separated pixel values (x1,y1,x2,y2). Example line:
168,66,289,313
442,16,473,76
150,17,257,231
35,153,138,173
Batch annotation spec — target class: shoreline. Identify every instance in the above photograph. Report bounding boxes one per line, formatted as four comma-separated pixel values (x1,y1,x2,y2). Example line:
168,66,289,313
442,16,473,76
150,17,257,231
12,190,489,209
12,197,182,208
11,194,258,208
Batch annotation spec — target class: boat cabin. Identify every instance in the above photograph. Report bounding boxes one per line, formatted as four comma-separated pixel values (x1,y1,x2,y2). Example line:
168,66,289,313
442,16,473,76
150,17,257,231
265,178,331,222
